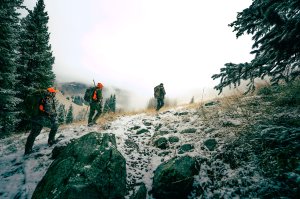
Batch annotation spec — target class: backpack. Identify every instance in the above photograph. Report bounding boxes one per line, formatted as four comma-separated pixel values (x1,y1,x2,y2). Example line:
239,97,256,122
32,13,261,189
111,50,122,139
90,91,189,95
84,87,95,103
154,85,160,98
24,90,47,117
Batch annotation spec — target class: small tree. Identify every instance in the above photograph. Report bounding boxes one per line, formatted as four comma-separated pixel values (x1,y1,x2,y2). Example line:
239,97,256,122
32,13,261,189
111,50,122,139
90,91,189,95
57,104,65,124
103,99,110,114
65,105,73,124
72,95,84,106
103,94,116,114
109,95,116,113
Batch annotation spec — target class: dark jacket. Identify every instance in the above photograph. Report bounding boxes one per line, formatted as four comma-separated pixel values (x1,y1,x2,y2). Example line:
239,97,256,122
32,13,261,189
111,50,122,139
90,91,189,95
154,85,166,99
39,95,57,116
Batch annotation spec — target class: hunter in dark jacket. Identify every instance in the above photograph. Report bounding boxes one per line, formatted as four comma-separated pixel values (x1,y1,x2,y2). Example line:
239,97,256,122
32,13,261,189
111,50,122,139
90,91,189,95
154,83,166,111
24,87,59,155
88,82,103,126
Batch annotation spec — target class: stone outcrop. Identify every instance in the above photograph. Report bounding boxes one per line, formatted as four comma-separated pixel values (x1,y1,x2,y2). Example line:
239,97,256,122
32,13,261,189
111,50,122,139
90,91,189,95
152,156,200,199
32,132,127,199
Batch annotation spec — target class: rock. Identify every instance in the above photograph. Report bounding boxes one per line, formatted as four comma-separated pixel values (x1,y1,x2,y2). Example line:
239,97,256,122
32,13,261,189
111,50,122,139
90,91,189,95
130,126,141,130
152,156,200,199
125,139,139,151
174,111,189,116
221,119,241,127
204,101,219,107
154,137,169,149
32,132,127,199
155,123,163,131
130,183,147,199
137,128,149,135
204,138,217,151
168,136,179,143
178,144,194,154
51,145,67,159
153,129,170,137
158,151,172,157
180,128,197,134
142,120,152,126
204,127,215,133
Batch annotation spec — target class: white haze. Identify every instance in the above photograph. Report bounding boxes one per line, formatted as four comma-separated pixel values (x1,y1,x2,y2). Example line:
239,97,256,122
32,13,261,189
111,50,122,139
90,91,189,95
23,0,254,110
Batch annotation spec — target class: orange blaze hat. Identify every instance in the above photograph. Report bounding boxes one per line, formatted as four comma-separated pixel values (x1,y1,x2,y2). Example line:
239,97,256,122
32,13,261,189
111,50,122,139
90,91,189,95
47,87,58,93
97,83,103,89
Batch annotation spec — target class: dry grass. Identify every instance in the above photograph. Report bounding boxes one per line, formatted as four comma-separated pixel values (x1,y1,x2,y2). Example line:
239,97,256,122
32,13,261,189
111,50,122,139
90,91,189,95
254,80,271,91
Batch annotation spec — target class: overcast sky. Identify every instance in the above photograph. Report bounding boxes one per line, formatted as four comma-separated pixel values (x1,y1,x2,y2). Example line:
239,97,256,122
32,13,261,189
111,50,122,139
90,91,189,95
24,0,253,108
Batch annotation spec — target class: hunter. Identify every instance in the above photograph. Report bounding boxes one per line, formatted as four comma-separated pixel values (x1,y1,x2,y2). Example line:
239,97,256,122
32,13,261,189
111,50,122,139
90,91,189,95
24,87,59,155
88,82,103,126
154,83,166,111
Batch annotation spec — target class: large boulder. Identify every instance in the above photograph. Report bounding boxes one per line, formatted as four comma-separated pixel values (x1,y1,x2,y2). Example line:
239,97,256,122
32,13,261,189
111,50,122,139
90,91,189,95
32,132,127,199
152,156,200,199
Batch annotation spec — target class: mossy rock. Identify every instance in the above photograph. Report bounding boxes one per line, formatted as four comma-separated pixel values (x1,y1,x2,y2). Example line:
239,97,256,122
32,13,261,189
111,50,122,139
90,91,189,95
152,156,200,199
180,128,197,134
178,144,194,154
168,136,179,143
154,137,169,149
32,132,127,199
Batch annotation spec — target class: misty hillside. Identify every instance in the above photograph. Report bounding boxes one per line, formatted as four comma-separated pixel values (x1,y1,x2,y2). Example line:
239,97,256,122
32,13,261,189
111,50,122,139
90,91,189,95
56,82,88,96
0,82,299,199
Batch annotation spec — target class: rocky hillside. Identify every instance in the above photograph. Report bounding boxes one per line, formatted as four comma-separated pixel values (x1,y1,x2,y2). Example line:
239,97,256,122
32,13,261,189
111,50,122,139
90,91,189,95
56,82,88,97
0,83,299,198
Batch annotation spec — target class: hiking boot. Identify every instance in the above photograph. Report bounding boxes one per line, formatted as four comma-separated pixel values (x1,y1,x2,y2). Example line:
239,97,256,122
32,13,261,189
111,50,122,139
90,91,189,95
24,149,33,155
48,139,58,147
88,121,96,127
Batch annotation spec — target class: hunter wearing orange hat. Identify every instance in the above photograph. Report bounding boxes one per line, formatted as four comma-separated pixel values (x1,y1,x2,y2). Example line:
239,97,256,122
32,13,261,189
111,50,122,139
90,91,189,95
24,87,59,155
88,82,104,126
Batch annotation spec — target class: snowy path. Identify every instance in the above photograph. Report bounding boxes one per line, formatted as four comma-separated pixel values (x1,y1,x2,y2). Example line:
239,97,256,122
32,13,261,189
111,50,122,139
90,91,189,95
0,108,206,198
0,105,268,198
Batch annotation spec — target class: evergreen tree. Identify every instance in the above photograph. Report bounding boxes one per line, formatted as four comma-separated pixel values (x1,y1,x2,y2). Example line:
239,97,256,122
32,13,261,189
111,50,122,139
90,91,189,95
0,0,23,135
72,95,84,106
103,99,110,114
17,0,55,94
57,104,65,125
109,95,116,113
212,0,300,94
102,95,116,114
65,105,73,124
16,0,55,131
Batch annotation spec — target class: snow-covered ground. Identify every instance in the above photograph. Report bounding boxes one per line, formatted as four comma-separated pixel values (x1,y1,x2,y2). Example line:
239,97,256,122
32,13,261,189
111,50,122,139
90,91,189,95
0,102,282,198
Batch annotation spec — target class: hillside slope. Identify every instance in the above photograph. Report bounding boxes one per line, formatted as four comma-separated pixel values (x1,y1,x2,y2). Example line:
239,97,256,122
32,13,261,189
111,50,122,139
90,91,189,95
0,86,299,198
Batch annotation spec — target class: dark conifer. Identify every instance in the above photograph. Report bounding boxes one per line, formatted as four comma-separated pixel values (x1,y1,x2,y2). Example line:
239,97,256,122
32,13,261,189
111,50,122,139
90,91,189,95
103,99,110,114
109,95,116,113
212,0,300,93
0,0,23,135
58,104,66,124
18,0,55,94
17,0,55,130
66,105,74,124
